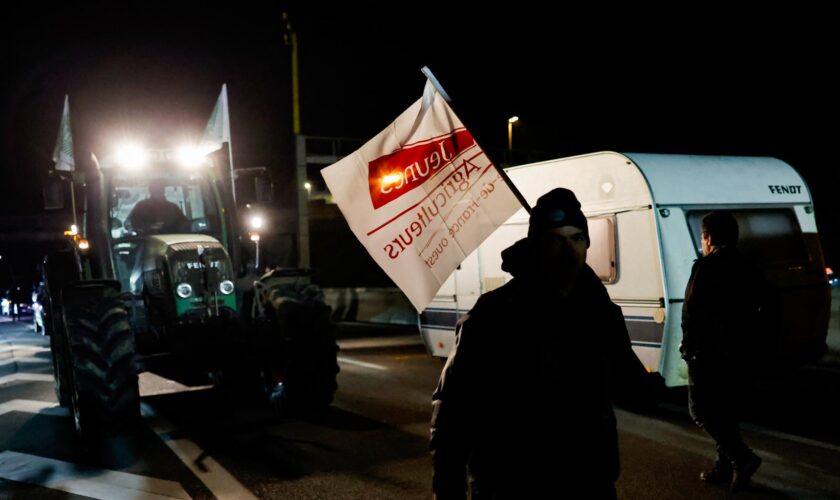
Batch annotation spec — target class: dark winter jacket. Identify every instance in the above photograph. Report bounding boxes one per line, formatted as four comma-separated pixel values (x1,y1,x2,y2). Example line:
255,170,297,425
431,238,655,499
126,197,189,235
681,246,765,363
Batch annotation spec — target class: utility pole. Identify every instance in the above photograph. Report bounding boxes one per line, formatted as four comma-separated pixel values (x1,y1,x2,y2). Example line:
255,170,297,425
283,13,309,268
283,12,300,136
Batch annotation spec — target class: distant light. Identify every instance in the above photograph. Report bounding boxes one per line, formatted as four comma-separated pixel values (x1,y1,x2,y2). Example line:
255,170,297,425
249,215,265,230
115,143,148,170
304,182,312,191
78,239,90,251
508,116,519,124
250,233,261,242
66,224,79,236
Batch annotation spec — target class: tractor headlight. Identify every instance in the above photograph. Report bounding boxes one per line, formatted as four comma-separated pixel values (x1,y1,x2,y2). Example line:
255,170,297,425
176,145,208,168
115,142,148,170
219,280,235,295
176,283,193,298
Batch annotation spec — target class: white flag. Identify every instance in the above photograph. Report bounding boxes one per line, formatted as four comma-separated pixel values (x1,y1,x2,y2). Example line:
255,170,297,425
322,80,523,311
202,84,231,153
52,95,75,171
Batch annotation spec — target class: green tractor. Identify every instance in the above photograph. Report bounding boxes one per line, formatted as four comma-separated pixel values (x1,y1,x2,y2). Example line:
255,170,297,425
42,144,339,437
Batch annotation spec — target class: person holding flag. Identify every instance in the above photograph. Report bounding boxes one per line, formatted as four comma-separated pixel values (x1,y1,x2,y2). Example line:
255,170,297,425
430,188,665,500
322,70,662,497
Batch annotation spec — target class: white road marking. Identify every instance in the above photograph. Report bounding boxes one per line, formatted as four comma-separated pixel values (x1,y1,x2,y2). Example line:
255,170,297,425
0,373,54,385
141,403,258,500
0,450,191,499
337,334,422,350
0,395,256,499
0,357,50,369
0,345,50,355
138,372,213,397
0,399,68,417
743,422,840,454
0,398,256,498
660,403,840,454
337,356,388,371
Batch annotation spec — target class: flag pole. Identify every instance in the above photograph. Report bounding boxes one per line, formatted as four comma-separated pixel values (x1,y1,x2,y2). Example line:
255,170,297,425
222,84,237,204
69,179,78,228
228,140,236,204
420,66,531,214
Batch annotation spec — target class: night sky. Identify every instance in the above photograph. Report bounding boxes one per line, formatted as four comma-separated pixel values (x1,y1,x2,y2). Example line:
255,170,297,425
1,4,837,266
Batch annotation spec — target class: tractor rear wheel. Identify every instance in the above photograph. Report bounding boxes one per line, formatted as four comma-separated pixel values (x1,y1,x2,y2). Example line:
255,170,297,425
259,279,339,414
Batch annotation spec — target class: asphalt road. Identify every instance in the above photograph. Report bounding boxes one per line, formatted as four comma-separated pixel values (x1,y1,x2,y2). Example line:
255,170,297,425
1,316,840,499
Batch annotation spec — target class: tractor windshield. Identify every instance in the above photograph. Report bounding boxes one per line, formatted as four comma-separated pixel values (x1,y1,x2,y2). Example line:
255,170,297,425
108,170,222,240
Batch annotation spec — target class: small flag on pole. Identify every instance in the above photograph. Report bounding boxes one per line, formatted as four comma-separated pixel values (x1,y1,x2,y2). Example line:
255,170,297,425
52,95,75,171
321,78,523,311
202,83,232,153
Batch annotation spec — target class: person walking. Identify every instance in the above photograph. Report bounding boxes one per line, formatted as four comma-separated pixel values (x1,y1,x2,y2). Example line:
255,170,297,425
681,210,763,492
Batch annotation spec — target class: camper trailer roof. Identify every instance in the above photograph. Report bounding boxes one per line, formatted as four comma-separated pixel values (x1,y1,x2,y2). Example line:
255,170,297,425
503,152,810,221
626,153,811,206
505,151,652,218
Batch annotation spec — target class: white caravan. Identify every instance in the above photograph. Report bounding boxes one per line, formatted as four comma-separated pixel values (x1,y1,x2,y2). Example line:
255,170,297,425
419,152,830,387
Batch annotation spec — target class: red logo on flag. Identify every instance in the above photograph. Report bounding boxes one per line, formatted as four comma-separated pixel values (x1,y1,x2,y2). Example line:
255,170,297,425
368,129,476,209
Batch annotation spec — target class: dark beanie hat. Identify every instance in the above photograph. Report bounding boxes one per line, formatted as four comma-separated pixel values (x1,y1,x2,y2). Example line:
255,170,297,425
527,188,589,243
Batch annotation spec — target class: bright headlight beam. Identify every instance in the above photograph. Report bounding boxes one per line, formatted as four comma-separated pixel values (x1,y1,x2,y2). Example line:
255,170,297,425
115,143,148,170
176,145,207,168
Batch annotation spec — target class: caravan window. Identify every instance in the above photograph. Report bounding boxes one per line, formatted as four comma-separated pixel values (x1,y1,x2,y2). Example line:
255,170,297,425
587,216,617,283
687,209,809,267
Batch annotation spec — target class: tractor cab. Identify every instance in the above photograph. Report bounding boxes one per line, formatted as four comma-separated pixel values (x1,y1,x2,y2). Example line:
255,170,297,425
96,146,240,325
107,169,226,289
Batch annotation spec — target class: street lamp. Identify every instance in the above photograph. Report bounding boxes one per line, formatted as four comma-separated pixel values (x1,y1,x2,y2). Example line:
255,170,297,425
250,233,261,272
248,215,265,273
507,116,519,153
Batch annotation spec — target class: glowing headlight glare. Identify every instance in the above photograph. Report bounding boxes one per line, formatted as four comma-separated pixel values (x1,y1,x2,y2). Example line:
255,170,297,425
249,215,265,230
176,283,193,298
176,145,207,168
115,143,148,170
219,280,235,295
